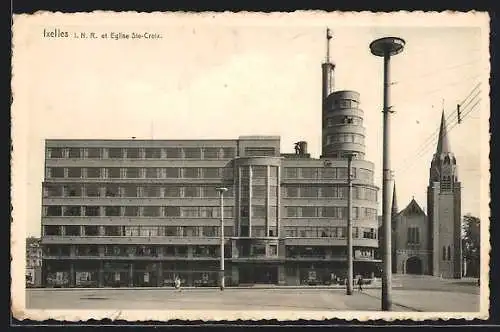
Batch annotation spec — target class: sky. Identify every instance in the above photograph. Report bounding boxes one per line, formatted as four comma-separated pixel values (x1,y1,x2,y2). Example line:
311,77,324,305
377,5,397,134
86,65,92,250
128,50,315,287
12,12,490,237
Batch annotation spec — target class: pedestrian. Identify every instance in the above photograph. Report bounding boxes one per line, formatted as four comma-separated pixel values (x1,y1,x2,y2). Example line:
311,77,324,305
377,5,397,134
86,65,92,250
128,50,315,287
174,276,181,292
357,276,363,291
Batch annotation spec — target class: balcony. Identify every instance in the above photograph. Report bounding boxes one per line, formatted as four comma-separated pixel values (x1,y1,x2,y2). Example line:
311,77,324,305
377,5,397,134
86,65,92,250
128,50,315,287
283,237,378,247
41,236,230,246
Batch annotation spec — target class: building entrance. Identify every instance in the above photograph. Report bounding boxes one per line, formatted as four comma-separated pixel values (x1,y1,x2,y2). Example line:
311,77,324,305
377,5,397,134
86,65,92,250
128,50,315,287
239,265,278,284
406,256,423,275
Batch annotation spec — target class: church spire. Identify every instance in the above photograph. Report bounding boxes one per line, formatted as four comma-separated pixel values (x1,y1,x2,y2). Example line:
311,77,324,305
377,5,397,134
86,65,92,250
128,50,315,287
436,110,451,154
392,182,398,216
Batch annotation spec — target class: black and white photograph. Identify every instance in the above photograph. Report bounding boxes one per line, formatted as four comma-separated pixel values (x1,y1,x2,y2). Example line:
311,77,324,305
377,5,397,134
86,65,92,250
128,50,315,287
11,11,490,322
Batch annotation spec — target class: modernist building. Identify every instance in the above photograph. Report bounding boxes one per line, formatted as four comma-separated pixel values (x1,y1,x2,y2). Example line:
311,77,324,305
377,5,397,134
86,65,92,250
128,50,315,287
40,29,381,287
390,111,462,278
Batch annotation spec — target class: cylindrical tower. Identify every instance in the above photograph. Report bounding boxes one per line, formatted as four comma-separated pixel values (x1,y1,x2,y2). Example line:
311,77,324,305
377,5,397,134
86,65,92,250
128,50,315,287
322,90,366,159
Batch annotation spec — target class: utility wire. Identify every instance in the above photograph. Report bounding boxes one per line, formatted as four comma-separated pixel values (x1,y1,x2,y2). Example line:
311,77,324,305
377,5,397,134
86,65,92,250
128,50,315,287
395,98,481,176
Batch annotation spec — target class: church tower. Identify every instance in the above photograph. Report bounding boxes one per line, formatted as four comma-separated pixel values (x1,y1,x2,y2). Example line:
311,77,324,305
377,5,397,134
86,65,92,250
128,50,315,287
427,111,462,278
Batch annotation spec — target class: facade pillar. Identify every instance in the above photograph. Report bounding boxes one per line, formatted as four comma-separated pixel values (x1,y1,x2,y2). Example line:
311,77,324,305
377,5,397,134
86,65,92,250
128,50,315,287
157,261,163,287
231,240,239,258
187,246,193,258
69,262,75,287
231,265,239,286
98,261,104,287
248,166,253,237
128,263,134,287
278,265,286,285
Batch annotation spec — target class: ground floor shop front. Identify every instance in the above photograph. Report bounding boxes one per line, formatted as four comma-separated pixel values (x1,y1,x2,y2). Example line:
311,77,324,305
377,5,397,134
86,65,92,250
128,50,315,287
41,260,381,288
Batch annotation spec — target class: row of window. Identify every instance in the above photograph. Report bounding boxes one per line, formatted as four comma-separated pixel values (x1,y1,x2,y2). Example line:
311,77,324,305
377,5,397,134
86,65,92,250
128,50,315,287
44,244,231,258
43,225,279,238
284,226,377,239
44,184,235,198
44,225,234,237
330,99,360,110
47,147,237,160
283,185,377,201
285,206,377,219
284,167,373,181
285,246,374,259
47,167,233,179
326,133,365,145
326,116,363,128
44,205,235,218
407,227,420,244
442,245,453,261
240,166,279,178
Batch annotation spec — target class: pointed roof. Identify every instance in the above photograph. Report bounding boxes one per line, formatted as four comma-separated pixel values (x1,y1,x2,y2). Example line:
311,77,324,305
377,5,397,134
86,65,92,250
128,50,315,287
400,198,426,217
436,110,451,154
392,182,398,215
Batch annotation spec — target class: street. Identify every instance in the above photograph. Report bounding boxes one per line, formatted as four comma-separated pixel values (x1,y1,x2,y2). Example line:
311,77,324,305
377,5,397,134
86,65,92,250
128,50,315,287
25,275,480,312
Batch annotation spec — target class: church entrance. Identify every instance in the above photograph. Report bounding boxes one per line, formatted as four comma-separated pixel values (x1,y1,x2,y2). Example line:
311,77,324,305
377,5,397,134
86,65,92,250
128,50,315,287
405,256,423,275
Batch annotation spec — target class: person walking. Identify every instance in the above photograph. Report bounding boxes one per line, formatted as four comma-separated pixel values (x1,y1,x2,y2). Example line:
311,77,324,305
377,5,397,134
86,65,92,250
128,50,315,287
174,276,181,292
357,276,363,291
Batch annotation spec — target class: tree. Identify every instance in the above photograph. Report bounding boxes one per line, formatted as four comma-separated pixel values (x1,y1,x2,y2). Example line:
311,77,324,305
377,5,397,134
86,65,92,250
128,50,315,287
462,214,480,277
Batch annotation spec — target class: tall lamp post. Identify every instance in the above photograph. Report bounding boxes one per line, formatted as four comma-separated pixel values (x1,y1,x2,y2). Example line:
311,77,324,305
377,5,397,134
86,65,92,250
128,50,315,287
216,187,228,291
369,37,405,311
346,152,356,295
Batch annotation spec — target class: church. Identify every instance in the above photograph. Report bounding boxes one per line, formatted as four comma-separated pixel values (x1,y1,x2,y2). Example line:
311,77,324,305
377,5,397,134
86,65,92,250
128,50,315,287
391,111,463,279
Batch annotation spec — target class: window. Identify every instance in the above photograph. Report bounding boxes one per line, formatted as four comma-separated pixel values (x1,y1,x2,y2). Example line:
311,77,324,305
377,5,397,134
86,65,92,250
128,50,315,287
447,246,451,261
301,168,317,179
337,167,348,179
202,168,219,178
65,225,80,236
44,225,61,236
245,147,276,156
165,206,180,217
165,168,180,178
320,167,336,179
106,167,121,178
105,226,123,236
321,186,336,198
286,207,298,217
68,148,81,158
50,148,64,158
83,226,99,236
64,206,81,216
67,167,81,178
140,226,158,236
222,147,235,159
184,186,199,197
203,148,219,159
363,228,376,239
442,246,446,261
252,185,266,198
268,227,277,237
224,206,234,218
146,168,159,178
407,227,420,245
86,147,101,158
202,186,218,198
286,186,298,197
123,185,138,197
125,168,140,178
202,226,218,237
145,148,161,159
183,168,199,178
184,148,201,159
252,206,266,218
107,148,122,158
200,207,215,218
165,186,181,197
165,227,178,236
126,148,140,159
105,184,120,197
182,226,199,236
302,207,317,217
285,168,298,178
45,184,63,197
252,166,267,178
240,226,249,237
124,206,139,217
105,206,121,216
87,167,101,178
181,207,199,218
84,206,100,216
85,184,100,197
166,148,182,158
143,206,161,217
143,186,161,198
240,206,249,218
65,184,82,197
301,186,319,197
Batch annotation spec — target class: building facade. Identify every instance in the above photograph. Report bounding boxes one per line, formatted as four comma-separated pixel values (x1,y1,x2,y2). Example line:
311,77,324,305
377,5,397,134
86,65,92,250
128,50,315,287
39,29,381,287
26,237,43,287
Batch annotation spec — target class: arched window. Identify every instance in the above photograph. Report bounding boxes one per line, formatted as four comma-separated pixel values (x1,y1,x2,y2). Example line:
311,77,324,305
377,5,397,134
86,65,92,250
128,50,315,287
442,246,446,261
447,245,451,261
444,156,451,164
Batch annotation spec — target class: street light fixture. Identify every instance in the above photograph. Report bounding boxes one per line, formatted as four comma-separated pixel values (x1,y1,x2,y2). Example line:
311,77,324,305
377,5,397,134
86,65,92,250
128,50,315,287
370,36,405,311
216,186,228,291
345,152,357,295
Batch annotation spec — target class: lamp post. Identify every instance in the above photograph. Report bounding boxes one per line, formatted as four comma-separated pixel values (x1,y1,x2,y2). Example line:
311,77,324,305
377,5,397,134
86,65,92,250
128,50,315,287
370,36,405,311
346,152,356,295
216,187,228,290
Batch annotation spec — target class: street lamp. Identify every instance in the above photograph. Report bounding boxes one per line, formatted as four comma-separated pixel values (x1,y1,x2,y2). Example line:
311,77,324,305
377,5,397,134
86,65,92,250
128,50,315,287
216,186,228,290
370,36,405,311
346,152,357,295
